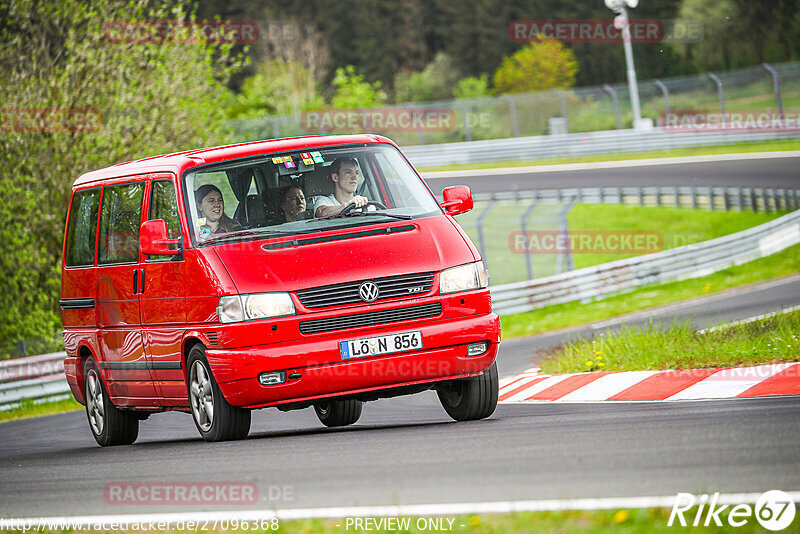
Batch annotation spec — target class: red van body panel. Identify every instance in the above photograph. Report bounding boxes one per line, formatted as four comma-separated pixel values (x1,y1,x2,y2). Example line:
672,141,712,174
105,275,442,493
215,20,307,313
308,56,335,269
61,135,499,412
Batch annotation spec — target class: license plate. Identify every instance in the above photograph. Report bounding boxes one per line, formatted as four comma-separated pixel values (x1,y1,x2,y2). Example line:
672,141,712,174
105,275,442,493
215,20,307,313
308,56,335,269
339,330,422,360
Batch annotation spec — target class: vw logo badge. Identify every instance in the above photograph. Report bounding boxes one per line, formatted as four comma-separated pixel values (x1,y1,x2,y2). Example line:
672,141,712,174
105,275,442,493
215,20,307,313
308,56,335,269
358,281,380,302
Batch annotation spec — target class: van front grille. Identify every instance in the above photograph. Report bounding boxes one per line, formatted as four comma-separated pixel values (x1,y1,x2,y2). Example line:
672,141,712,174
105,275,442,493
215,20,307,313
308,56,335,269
295,272,435,309
298,302,442,335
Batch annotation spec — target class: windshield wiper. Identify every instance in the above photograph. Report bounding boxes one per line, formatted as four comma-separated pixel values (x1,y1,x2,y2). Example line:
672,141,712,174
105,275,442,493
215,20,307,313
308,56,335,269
200,228,310,245
311,211,412,222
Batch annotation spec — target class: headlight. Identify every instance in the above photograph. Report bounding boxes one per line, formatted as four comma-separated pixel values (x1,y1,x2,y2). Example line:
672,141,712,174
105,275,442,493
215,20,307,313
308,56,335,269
217,293,295,323
440,261,489,294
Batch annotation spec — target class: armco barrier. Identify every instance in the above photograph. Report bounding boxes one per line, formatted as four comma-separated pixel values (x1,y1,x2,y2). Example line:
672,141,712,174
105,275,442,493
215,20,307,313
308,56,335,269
0,352,69,410
489,209,800,315
404,128,800,168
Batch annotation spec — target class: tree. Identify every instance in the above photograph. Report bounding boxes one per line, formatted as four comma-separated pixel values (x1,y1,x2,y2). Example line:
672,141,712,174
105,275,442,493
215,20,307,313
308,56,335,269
393,53,461,103
330,66,387,109
493,38,578,94
453,75,491,99
0,0,243,354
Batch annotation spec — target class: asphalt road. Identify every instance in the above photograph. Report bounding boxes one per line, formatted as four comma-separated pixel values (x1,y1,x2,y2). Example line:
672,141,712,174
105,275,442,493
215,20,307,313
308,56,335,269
423,154,800,196
1,275,799,519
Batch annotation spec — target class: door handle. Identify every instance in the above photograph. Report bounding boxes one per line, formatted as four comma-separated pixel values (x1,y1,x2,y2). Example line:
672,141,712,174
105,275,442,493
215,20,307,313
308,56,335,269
140,268,145,294
133,269,139,294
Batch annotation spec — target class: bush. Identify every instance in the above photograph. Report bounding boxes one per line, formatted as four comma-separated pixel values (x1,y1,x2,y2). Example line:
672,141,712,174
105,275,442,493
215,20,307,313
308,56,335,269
493,38,578,94
0,0,244,355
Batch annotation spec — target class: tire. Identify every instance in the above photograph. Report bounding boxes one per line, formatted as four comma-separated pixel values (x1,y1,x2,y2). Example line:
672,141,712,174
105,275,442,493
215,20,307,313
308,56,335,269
187,345,251,442
437,362,498,422
83,359,139,446
314,399,363,427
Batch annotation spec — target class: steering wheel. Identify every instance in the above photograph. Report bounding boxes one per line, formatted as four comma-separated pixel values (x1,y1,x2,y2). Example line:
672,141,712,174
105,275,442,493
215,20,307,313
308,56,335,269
340,200,387,215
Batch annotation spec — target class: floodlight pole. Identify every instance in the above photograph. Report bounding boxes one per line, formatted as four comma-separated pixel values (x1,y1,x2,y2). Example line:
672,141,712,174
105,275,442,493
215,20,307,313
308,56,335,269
619,6,642,129
606,0,643,129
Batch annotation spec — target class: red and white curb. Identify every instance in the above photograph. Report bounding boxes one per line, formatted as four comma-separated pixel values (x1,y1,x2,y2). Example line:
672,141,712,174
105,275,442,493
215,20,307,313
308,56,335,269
499,362,800,403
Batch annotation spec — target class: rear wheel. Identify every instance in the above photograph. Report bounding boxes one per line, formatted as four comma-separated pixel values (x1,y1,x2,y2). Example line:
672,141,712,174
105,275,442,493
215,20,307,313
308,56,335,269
314,399,363,427
437,362,498,421
187,345,251,442
84,359,138,446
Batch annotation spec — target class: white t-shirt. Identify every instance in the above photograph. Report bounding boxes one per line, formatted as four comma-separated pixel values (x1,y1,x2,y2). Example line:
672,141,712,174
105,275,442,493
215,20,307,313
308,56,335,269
312,194,341,216
312,194,373,217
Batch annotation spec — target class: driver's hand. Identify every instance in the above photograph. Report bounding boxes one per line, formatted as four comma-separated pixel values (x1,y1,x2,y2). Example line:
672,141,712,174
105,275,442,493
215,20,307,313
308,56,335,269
351,195,368,208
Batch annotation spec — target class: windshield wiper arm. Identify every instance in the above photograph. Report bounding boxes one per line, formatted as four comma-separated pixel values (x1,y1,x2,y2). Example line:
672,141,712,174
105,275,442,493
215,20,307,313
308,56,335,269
201,228,309,245
311,211,412,222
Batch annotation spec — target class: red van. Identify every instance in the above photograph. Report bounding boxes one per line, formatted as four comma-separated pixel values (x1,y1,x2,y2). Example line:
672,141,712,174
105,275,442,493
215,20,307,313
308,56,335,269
61,134,500,446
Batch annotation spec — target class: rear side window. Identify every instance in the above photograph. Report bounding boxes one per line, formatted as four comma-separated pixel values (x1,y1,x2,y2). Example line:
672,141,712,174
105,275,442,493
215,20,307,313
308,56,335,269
64,188,101,267
148,180,181,260
98,182,145,265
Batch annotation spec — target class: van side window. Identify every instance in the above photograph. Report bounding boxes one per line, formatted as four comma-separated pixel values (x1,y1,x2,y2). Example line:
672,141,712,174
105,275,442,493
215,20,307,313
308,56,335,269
64,188,101,267
148,180,181,260
98,182,145,265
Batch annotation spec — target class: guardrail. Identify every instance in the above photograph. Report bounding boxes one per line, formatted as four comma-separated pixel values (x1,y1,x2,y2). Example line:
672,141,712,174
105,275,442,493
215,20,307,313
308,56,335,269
471,186,800,212
489,209,800,315
404,128,800,168
0,352,69,410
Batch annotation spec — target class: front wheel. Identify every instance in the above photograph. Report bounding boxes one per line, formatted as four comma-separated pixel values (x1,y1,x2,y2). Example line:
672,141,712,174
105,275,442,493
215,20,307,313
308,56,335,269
314,399,363,427
84,359,139,446
437,362,498,421
187,345,251,442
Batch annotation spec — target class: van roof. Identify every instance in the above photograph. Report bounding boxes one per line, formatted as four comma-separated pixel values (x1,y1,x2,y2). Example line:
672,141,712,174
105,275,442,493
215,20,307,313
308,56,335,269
73,134,395,187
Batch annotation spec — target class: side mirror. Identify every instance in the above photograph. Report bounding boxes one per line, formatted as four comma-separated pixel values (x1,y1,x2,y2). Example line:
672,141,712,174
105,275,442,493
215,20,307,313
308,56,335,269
440,186,473,216
140,220,181,256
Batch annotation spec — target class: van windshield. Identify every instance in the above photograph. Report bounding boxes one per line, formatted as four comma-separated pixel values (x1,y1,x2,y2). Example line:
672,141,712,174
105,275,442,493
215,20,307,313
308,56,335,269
183,144,441,245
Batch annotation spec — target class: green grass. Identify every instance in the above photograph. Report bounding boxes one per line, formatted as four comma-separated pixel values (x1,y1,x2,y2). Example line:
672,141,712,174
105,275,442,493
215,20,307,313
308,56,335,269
458,203,787,285
418,139,800,173
541,311,800,375
4,508,780,533
0,396,82,423
567,205,782,268
500,242,800,339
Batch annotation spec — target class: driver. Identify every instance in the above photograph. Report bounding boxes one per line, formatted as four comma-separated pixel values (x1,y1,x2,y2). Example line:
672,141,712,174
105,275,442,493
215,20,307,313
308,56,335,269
312,157,369,217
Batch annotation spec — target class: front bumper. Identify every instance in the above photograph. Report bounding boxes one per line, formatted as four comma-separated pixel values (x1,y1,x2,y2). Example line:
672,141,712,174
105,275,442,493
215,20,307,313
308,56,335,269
206,311,500,409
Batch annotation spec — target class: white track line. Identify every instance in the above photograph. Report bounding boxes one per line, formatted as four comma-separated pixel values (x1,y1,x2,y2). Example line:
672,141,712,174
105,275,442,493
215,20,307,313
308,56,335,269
699,304,800,334
422,151,800,179
4,493,800,527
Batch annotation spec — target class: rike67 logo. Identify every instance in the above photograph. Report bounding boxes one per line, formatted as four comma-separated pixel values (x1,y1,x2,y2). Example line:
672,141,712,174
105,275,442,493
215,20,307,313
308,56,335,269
669,490,796,531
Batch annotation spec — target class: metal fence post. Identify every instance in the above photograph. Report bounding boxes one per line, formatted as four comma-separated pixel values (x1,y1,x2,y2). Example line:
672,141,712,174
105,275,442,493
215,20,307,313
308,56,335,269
457,101,472,142
269,117,280,139
520,198,540,280
691,187,698,210
708,72,726,120
654,79,670,115
762,63,784,119
557,198,578,273
475,198,495,272
553,89,569,133
501,94,521,137
603,84,622,129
